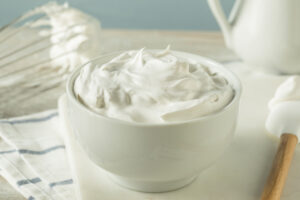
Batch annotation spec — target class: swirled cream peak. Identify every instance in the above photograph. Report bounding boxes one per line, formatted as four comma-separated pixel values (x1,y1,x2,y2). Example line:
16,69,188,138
74,48,234,123
266,76,300,139
269,76,300,108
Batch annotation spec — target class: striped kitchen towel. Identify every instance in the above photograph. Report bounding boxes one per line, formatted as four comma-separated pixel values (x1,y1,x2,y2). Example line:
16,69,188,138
0,110,75,200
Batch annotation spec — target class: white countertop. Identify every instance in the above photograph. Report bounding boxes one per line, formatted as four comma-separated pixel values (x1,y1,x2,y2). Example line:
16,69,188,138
0,30,235,200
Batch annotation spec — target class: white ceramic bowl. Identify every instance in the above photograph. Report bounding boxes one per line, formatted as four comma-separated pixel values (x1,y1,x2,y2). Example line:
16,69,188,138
66,50,242,192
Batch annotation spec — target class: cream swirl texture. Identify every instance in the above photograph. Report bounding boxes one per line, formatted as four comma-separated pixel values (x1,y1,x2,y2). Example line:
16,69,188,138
74,48,234,123
269,76,300,108
266,76,300,139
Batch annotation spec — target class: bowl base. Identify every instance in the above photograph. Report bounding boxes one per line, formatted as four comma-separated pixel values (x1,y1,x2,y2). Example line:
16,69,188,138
108,174,197,193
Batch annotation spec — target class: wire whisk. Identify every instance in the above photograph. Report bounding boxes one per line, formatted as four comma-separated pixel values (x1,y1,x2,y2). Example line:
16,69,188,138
0,2,101,117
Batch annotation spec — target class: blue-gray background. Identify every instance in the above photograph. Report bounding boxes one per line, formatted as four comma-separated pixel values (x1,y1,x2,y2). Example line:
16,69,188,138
0,0,234,30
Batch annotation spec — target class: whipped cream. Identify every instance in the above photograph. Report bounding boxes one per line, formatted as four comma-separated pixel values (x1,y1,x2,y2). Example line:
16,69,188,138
269,76,300,107
74,48,234,123
46,2,102,73
266,76,300,139
0,2,101,87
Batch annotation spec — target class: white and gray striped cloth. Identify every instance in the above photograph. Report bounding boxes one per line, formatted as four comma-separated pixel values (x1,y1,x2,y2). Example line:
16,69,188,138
0,110,75,200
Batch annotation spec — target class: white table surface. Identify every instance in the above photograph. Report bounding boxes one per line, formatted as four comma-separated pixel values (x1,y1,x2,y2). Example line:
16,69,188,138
60,60,300,200
3,30,298,200
0,30,236,200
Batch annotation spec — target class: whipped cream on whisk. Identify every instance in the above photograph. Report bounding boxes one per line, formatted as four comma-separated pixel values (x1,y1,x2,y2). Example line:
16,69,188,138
74,47,234,123
0,2,101,87
43,2,102,73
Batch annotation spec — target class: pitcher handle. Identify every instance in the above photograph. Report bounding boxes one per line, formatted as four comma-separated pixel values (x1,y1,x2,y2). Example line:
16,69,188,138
207,0,232,48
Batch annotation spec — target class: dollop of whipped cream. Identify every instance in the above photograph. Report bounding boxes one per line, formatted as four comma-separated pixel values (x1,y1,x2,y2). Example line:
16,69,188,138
74,47,234,123
269,76,300,108
0,2,101,87
45,2,102,73
266,76,300,139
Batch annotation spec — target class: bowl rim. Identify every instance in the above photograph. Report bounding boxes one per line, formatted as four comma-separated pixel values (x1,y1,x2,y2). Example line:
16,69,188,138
66,49,242,127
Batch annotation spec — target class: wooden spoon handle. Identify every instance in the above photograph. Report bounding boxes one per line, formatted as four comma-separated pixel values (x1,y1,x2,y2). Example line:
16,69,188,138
261,133,298,200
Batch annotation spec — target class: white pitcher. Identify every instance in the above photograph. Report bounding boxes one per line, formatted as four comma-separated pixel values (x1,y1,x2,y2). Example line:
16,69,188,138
208,0,300,74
